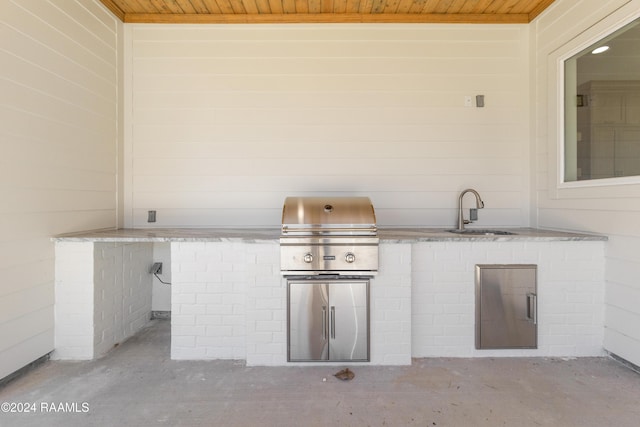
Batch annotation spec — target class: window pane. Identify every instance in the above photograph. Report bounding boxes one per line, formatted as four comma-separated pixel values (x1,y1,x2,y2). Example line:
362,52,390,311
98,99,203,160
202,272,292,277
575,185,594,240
564,19,640,182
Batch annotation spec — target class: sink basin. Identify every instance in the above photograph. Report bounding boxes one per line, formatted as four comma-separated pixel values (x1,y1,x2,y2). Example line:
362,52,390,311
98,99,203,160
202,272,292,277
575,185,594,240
447,229,517,236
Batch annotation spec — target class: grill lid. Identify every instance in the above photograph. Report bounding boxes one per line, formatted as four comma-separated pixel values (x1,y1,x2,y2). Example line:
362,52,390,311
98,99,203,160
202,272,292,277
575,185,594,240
281,197,377,236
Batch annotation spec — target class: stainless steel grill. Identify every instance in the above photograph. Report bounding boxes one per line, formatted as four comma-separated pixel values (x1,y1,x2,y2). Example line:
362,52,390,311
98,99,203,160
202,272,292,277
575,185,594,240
280,197,379,276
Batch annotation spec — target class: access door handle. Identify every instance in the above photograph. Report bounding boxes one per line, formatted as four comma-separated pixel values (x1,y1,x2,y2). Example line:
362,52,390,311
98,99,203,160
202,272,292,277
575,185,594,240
526,293,537,325
330,306,336,339
322,306,327,340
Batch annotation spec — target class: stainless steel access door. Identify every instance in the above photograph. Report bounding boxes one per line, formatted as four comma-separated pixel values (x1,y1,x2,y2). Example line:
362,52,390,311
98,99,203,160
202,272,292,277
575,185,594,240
288,280,369,362
475,265,537,349
327,282,369,361
289,282,329,361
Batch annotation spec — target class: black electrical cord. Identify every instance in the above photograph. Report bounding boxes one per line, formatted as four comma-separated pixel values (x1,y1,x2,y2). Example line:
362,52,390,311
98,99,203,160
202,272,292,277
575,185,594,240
154,273,171,285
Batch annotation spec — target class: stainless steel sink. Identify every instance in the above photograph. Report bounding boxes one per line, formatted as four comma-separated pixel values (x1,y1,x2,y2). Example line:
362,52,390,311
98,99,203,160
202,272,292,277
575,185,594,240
447,229,517,236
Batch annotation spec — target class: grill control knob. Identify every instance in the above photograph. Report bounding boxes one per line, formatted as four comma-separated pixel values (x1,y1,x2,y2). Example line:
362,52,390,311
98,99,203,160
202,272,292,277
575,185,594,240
345,252,356,263
303,253,313,263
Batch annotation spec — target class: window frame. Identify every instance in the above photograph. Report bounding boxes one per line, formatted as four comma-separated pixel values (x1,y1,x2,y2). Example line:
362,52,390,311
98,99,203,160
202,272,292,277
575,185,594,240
555,11,640,191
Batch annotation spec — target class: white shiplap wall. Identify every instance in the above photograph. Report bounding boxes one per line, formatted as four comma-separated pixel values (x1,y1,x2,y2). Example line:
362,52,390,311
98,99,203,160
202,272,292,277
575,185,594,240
0,0,119,379
533,0,640,366
127,24,530,228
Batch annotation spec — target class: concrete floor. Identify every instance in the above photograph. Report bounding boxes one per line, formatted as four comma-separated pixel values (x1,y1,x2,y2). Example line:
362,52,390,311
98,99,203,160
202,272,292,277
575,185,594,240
1,320,640,427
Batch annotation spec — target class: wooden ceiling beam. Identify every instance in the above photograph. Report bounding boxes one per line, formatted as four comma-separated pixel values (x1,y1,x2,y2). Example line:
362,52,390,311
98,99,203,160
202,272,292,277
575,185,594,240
100,0,555,24
121,12,530,23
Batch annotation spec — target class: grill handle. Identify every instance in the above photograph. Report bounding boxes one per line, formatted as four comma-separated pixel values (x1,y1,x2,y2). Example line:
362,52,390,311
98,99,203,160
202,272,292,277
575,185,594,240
282,226,377,234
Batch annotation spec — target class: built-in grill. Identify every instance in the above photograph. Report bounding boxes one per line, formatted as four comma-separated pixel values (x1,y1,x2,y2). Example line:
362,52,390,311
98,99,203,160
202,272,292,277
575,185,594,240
280,196,379,277
282,196,376,362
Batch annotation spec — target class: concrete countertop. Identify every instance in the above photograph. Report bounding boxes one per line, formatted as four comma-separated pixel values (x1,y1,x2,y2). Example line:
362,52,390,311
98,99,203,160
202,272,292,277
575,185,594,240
53,227,607,242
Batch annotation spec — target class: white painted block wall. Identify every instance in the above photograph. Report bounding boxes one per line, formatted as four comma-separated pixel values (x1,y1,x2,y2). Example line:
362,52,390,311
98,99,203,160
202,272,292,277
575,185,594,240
57,238,604,364
171,242,412,366
94,243,154,357
371,243,412,365
412,241,605,357
53,242,94,360
170,242,250,360
244,242,286,366
54,242,153,359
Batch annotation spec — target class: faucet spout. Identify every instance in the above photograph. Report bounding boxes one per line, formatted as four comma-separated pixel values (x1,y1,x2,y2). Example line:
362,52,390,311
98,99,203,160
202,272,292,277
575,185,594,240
457,189,484,231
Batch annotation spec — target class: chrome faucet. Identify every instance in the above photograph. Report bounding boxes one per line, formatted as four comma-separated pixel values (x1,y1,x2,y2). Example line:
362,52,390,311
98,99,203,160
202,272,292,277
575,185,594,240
456,189,485,231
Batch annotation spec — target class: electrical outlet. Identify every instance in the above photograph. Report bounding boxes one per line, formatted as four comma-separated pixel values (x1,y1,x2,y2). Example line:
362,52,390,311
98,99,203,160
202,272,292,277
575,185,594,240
464,96,473,107
150,262,163,275
148,210,156,223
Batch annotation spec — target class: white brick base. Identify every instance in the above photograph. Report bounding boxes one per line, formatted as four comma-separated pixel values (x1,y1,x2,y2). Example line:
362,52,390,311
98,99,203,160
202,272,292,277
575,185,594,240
171,242,412,366
54,238,605,364
411,241,605,357
53,242,153,360
370,243,412,365
170,242,251,360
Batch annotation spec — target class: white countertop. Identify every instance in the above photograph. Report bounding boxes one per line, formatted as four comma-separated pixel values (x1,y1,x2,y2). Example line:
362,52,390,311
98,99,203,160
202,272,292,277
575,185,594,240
52,227,607,242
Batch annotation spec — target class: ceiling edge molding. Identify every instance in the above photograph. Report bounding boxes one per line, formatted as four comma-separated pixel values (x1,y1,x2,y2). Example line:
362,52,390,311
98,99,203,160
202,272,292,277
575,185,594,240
120,12,531,24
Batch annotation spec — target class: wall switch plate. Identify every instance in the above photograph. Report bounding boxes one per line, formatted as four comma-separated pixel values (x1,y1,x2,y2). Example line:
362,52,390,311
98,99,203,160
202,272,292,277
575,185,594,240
464,96,473,107
148,210,156,222
476,95,485,107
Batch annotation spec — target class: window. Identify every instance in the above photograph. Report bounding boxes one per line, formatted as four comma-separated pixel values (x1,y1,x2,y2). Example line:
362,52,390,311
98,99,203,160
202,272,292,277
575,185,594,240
564,18,640,182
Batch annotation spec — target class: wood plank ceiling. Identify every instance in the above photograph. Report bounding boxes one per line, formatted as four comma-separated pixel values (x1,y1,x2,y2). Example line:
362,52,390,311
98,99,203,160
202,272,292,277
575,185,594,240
99,0,557,24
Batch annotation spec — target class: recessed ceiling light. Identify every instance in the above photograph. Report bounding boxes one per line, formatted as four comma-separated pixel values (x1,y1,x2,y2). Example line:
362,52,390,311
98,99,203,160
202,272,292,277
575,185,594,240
592,46,610,54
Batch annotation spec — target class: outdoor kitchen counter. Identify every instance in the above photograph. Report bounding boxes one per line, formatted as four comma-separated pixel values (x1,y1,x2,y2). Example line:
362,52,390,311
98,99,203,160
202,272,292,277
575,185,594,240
53,227,606,242
53,227,608,363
